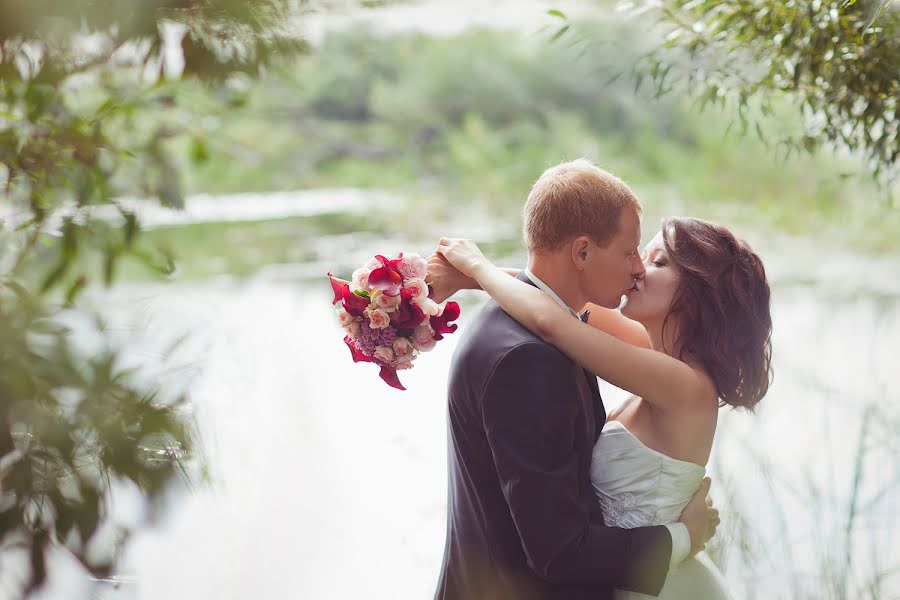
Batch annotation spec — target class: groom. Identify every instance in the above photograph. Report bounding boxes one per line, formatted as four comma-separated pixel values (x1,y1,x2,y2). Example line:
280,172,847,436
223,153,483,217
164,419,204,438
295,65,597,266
430,160,715,600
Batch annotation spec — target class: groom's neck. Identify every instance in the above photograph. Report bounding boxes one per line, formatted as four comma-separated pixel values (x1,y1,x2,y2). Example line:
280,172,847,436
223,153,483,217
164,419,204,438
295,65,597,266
526,256,586,313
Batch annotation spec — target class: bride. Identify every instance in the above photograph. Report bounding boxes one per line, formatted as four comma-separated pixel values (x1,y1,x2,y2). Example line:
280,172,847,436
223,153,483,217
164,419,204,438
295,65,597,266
428,217,772,599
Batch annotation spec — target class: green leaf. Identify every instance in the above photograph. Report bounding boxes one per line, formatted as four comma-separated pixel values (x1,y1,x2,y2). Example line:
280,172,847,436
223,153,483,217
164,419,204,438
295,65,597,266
103,250,117,286
189,137,210,165
550,25,570,43
39,261,68,294
61,218,78,261
547,9,567,19
64,276,87,307
122,210,138,245
353,289,370,298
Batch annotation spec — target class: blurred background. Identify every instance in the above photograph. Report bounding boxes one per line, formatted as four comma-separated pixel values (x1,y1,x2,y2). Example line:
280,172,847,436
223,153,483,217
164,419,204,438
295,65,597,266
0,0,898,599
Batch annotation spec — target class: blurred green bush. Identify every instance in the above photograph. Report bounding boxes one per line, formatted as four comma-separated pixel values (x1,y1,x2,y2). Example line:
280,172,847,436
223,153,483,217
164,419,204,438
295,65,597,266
179,22,896,251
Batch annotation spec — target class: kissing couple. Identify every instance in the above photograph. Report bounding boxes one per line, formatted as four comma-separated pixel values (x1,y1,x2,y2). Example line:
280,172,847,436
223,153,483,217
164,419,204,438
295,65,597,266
425,159,773,600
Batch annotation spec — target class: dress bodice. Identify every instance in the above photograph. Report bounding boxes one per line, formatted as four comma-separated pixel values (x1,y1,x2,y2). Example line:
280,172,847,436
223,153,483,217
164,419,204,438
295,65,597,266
590,420,706,529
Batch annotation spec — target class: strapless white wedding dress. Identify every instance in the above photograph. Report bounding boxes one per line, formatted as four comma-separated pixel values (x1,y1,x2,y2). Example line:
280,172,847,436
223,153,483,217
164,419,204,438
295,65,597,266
591,421,732,600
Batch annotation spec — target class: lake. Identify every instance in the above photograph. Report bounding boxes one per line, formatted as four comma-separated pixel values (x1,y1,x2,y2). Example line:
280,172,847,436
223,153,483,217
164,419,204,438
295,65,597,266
18,190,900,600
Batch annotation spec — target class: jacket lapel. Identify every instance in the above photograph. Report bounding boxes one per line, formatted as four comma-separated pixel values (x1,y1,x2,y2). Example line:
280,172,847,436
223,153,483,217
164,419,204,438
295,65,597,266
583,369,605,442
520,271,607,440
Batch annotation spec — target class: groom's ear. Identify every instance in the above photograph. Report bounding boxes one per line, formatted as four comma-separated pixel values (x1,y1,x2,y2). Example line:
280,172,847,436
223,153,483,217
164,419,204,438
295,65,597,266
571,236,591,268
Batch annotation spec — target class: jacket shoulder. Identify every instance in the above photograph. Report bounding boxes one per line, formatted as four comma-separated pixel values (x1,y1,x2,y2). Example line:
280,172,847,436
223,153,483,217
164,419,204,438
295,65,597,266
449,300,571,393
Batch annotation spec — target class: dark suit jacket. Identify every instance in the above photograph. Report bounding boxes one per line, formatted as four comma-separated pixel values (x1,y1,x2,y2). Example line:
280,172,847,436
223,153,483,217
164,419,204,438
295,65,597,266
435,272,672,600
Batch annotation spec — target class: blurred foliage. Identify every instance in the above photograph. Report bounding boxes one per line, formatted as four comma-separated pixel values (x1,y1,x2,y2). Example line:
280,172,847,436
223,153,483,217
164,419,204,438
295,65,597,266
0,0,307,596
0,280,192,591
622,0,900,190
172,24,895,255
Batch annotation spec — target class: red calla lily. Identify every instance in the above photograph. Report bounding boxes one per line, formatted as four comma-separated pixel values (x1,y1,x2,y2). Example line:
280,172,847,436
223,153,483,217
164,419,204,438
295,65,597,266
393,299,427,329
342,286,370,317
431,301,460,340
375,253,405,273
344,336,372,363
327,272,349,305
368,266,403,297
379,365,406,390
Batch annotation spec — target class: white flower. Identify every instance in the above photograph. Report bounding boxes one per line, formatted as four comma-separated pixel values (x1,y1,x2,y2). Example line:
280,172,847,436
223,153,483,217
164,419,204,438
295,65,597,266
414,296,442,316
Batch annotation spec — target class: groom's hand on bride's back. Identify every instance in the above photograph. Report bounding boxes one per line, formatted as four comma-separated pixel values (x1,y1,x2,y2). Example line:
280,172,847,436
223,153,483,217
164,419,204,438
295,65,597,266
679,476,720,556
426,253,477,304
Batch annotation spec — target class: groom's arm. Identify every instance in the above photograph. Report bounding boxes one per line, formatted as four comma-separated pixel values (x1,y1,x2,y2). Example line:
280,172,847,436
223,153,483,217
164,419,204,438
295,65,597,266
483,341,672,595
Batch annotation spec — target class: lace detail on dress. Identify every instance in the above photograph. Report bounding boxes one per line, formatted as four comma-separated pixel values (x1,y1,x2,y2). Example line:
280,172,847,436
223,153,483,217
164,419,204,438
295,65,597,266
591,421,706,529
596,490,661,527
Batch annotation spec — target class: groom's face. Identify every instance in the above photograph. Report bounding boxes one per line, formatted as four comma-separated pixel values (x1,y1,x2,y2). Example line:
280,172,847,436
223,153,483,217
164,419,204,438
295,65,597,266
582,207,644,309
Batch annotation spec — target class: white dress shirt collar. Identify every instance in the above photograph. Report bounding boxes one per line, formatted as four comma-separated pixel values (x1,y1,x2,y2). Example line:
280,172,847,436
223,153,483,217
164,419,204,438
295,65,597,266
523,268,584,320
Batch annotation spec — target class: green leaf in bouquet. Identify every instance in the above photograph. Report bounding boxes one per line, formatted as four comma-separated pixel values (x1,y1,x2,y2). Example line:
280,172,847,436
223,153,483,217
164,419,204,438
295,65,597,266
353,289,370,298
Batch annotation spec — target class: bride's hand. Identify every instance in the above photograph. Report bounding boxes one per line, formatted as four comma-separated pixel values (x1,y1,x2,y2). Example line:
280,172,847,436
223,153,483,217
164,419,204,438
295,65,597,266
434,237,490,280
425,253,476,304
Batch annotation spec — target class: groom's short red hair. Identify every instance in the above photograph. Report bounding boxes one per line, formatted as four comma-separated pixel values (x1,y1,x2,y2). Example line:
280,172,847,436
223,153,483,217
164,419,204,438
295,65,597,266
523,159,642,253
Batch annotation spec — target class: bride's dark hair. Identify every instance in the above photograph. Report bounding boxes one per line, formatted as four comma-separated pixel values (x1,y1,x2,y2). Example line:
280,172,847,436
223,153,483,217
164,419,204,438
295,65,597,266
660,217,773,410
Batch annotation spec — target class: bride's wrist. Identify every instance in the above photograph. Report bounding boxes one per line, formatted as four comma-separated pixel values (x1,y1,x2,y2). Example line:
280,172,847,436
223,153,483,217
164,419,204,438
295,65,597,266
468,258,491,282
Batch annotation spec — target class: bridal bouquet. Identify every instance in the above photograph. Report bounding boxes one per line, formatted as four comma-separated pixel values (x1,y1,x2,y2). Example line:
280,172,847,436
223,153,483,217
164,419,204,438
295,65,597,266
328,252,460,390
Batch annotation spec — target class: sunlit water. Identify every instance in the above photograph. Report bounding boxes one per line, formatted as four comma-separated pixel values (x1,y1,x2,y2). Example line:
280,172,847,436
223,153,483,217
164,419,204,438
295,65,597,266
12,195,900,600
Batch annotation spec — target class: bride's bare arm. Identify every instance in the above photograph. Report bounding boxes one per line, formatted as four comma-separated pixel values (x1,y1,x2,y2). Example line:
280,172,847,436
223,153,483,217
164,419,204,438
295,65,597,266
583,305,651,349
426,253,519,303
436,239,710,413
427,254,649,348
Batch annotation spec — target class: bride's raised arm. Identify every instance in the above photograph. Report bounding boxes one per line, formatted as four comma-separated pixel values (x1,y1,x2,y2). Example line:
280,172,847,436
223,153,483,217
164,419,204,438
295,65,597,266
425,253,519,303
434,238,709,413
426,252,651,349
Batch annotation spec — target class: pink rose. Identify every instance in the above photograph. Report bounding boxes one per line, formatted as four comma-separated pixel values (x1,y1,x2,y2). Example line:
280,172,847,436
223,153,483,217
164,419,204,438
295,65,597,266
413,322,433,340
398,253,428,281
351,267,370,292
393,355,415,370
364,257,382,271
373,345,394,364
404,277,429,300
344,320,361,340
393,337,413,355
366,307,391,329
413,323,436,352
415,337,436,352
375,291,402,312
336,307,354,327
